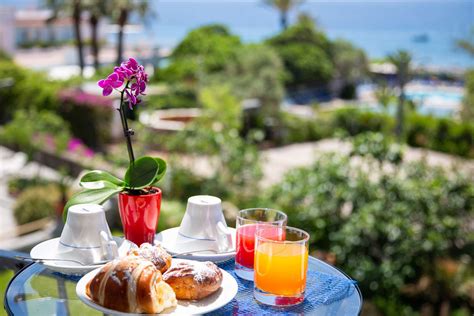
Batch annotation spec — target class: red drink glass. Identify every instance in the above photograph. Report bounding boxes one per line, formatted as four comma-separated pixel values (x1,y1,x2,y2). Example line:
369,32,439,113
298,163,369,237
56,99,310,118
235,208,287,281
118,188,162,246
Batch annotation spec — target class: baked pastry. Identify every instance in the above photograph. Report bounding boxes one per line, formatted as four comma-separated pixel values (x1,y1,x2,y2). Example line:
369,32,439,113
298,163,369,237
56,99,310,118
163,260,223,300
128,243,172,274
87,256,177,313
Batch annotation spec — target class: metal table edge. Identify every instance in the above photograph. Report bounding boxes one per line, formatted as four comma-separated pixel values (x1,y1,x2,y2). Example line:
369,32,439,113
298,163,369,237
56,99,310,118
308,256,363,315
3,262,34,316
5,257,363,316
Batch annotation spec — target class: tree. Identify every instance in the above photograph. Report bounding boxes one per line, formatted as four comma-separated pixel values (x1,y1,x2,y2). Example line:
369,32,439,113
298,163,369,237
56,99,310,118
263,0,305,30
160,24,241,87
221,44,284,112
456,28,474,57
267,14,333,89
374,82,395,114
111,0,151,65
83,0,108,70
460,70,474,121
218,44,285,141
172,24,241,74
388,50,412,140
46,0,85,75
331,39,368,99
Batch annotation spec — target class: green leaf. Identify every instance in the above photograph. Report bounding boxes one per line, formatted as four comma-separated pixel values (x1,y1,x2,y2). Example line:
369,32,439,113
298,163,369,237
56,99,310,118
124,156,159,189
62,186,122,222
152,157,167,185
80,170,124,187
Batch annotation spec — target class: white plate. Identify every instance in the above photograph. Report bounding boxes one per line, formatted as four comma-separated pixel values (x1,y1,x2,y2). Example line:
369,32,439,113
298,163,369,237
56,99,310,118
155,227,236,263
30,237,124,275
76,259,238,315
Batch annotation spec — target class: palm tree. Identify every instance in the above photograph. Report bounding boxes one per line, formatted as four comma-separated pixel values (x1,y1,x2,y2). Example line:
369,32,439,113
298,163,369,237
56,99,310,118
264,0,305,30
388,50,412,140
83,0,108,70
111,0,151,65
46,0,85,75
374,82,395,115
456,28,474,57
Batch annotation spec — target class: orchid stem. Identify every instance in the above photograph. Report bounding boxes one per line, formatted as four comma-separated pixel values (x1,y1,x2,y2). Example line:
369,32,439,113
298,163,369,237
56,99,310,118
118,82,135,165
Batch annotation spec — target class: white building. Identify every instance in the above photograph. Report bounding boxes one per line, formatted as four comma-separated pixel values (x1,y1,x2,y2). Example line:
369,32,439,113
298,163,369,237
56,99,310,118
0,6,100,54
0,7,15,54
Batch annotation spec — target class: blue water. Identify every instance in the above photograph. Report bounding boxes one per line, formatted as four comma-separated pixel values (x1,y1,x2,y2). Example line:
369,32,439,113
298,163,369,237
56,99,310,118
406,91,463,102
3,0,474,68
365,104,456,117
128,0,474,69
358,82,463,117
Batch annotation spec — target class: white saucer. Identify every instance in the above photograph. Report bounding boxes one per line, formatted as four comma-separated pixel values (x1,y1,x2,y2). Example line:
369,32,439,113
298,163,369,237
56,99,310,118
30,237,124,275
155,227,236,263
76,259,238,315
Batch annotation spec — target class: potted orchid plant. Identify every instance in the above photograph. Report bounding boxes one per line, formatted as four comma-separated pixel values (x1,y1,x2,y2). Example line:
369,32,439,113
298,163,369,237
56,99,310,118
63,58,166,246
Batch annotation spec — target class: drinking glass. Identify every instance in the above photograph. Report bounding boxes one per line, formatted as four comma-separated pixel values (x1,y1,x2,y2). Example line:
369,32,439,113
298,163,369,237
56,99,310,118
235,208,287,281
254,226,309,306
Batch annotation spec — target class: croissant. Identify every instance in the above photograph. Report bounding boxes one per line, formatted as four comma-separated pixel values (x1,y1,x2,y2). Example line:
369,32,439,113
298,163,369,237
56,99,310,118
86,256,177,314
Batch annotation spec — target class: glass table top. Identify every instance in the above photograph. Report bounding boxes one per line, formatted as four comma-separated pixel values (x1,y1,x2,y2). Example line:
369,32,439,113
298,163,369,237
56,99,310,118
4,256,362,315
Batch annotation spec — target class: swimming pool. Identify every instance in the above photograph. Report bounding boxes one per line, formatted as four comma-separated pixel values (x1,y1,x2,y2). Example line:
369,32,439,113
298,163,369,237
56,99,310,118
357,83,464,118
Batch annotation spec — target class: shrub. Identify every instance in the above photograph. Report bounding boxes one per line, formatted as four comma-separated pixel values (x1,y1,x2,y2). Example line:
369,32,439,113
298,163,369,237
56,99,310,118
7,177,56,197
0,62,60,123
280,112,331,144
350,132,403,165
405,114,474,158
331,107,394,135
264,149,474,313
13,185,61,225
157,200,186,232
168,86,262,203
0,109,72,155
146,85,198,110
0,49,12,61
164,164,207,201
58,89,114,151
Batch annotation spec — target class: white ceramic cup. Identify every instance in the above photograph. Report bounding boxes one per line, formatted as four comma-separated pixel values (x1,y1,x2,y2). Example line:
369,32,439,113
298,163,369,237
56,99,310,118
176,195,233,253
58,204,118,264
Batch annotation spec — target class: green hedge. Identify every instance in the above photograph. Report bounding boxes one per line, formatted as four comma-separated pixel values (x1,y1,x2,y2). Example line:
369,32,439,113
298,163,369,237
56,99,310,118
7,177,56,197
13,185,61,225
406,114,474,157
280,112,331,144
331,107,394,135
330,107,474,158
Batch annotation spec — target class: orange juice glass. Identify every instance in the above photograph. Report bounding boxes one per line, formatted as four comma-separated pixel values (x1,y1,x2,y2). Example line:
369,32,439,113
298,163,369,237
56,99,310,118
254,226,309,306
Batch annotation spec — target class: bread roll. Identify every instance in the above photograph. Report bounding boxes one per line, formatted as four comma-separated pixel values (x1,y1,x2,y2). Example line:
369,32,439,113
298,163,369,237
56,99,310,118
163,260,223,300
128,243,172,273
87,256,177,313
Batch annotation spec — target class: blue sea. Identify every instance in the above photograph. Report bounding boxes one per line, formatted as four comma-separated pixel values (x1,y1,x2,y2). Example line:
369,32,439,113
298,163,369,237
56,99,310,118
4,0,474,68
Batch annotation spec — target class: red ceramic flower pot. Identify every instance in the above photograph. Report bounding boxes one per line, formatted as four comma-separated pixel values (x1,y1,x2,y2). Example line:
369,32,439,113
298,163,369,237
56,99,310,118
118,188,162,246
